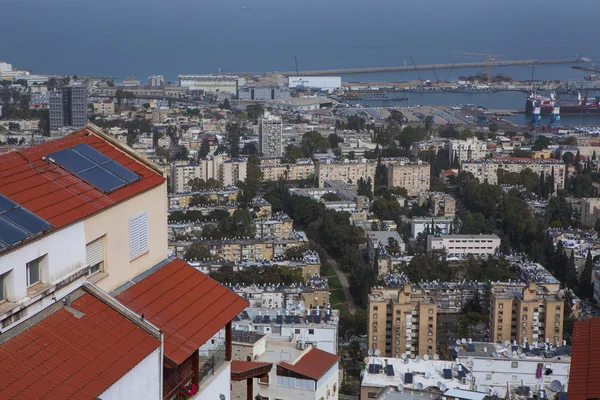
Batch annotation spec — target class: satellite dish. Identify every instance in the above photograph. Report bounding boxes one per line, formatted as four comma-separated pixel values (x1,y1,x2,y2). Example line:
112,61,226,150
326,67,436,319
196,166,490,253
415,355,421,362
401,353,407,360
550,380,562,391
375,349,381,356
397,384,404,392
423,354,430,361
425,372,432,379
512,351,518,356
434,354,440,360
416,382,424,390
461,338,467,344
364,357,370,363
440,383,447,391
517,348,523,354
456,339,461,345
520,353,527,359
492,352,498,358
504,340,511,347
368,349,373,356
437,381,443,388
455,346,461,353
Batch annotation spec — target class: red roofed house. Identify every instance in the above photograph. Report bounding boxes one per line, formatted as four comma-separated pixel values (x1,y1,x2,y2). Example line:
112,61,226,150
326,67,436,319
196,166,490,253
0,125,168,332
0,283,164,400
568,317,600,400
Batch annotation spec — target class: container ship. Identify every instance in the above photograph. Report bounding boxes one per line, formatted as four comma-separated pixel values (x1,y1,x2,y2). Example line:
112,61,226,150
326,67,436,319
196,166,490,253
526,90,600,114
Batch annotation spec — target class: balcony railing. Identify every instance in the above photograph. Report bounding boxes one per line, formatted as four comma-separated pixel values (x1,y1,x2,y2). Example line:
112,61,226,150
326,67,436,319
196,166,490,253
198,347,227,388
163,355,195,400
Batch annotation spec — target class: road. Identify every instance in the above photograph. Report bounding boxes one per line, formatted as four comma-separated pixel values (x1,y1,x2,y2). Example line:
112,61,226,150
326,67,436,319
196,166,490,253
326,255,357,315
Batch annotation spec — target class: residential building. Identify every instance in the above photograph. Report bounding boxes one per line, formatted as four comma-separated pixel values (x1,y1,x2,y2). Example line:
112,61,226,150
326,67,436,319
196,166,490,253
367,231,405,265
169,155,247,193
237,84,290,100
490,282,565,346
254,212,294,239
580,197,600,227
232,307,339,354
48,85,87,131
449,137,491,165
92,99,115,116
455,341,571,398
368,285,437,358
417,191,456,218
360,357,472,400
387,160,431,196
461,158,566,191
113,258,249,400
427,234,501,256
0,126,168,331
0,284,164,400
148,74,165,87
289,180,370,211
168,187,240,208
260,158,315,182
259,112,283,157
411,217,455,238
568,318,600,400
316,158,377,188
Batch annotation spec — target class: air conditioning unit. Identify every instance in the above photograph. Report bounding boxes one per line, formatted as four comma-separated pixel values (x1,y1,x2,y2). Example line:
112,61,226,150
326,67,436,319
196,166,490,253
297,341,306,350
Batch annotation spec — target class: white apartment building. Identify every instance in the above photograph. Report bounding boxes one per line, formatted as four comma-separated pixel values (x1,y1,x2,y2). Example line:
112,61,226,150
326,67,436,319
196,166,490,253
259,112,283,157
427,234,501,256
147,74,165,87
449,137,491,165
316,158,377,188
367,231,405,264
461,158,566,191
179,74,244,93
456,341,571,398
169,155,248,192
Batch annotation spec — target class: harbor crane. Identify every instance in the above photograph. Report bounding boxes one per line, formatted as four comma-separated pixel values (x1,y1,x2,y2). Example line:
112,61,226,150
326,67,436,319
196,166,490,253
452,52,503,83
410,56,425,85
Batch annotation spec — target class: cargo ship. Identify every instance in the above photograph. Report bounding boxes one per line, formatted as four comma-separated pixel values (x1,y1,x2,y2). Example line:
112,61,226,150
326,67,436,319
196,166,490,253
525,90,600,114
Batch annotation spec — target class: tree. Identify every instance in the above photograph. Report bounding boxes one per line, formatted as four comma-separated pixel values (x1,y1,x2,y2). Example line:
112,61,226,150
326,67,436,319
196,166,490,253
198,139,211,158
357,177,373,200
580,250,594,299
321,192,342,201
386,237,401,254
222,98,231,109
301,131,329,156
328,133,343,149
488,123,499,133
246,104,263,122
184,243,213,260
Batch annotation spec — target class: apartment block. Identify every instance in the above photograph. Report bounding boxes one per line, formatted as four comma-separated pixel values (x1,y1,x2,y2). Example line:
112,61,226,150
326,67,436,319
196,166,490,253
169,155,247,193
387,160,431,196
417,191,456,218
461,158,566,191
316,158,377,188
580,197,600,227
254,212,294,239
368,285,437,358
427,234,501,256
261,158,315,182
48,85,87,131
490,282,565,346
367,231,405,267
449,137,491,165
168,187,240,208
92,99,115,116
411,216,455,237
259,112,283,157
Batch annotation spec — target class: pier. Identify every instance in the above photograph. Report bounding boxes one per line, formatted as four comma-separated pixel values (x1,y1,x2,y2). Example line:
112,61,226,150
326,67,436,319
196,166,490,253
230,57,591,77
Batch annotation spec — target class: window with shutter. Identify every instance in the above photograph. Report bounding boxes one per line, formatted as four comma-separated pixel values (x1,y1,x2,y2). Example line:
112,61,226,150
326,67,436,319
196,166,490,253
86,236,105,274
130,212,148,260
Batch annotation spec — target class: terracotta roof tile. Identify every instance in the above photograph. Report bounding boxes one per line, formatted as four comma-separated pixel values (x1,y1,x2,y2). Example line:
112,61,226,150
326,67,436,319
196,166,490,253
279,348,339,381
0,291,160,399
116,258,249,365
0,126,165,254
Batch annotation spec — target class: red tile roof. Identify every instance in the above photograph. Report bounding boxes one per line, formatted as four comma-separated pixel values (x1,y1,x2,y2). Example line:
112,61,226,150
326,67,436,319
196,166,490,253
231,360,271,374
0,125,165,231
116,259,249,365
279,348,339,381
0,290,160,399
569,318,600,400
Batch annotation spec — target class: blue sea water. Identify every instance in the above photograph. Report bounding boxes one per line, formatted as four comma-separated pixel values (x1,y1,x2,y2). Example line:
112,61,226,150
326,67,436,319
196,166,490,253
1,0,600,82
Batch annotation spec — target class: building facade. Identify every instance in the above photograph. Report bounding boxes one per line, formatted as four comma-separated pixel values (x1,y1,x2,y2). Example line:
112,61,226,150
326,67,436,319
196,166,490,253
238,85,290,101
48,85,87,131
387,160,431,196
169,155,248,193
368,285,437,358
92,99,115,116
316,158,377,188
147,74,165,87
427,234,501,256
449,137,491,165
259,112,283,157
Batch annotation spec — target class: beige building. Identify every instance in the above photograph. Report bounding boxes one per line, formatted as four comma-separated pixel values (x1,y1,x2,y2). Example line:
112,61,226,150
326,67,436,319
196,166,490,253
417,191,456,218
461,158,566,191
449,137,491,165
490,282,565,345
316,158,377,188
92,99,115,116
580,198,600,227
261,159,315,182
427,234,501,256
368,285,437,358
387,160,431,196
169,155,247,192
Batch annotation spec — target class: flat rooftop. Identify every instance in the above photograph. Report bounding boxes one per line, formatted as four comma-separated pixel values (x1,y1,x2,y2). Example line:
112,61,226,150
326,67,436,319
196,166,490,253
454,341,571,362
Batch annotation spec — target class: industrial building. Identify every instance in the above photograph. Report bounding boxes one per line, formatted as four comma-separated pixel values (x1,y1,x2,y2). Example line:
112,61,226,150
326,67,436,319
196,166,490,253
178,74,245,94
237,84,290,100
48,85,87,131
288,76,342,93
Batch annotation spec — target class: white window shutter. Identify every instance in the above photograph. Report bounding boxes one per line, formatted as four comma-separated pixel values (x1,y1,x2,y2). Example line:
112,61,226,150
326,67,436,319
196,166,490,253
139,212,148,254
130,215,140,259
86,237,104,266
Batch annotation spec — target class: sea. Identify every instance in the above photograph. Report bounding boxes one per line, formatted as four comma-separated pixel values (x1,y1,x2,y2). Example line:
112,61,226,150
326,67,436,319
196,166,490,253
3,0,600,124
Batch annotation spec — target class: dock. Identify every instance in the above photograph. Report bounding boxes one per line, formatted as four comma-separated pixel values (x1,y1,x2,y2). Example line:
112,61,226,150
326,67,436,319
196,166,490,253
230,57,591,77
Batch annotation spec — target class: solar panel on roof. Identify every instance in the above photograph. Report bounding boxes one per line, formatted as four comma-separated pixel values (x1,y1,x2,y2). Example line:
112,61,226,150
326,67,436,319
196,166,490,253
404,373,413,383
47,143,140,194
374,365,381,374
315,315,322,323
443,368,452,379
276,315,283,324
263,315,270,323
386,365,395,376
306,315,313,323
293,316,301,324
233,316,240,321
285,316,292,324
0,194,53,249
467,344,476,352
368,365,374,374
458,370,466,378
460,364,470,374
